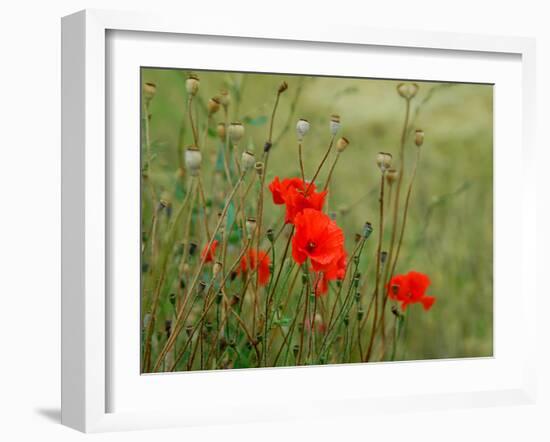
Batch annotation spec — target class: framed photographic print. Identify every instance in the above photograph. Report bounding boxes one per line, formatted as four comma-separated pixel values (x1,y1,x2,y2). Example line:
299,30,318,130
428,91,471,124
61,9,537,432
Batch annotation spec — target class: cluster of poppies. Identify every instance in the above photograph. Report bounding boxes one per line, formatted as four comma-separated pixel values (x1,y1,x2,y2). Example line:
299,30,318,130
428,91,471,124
387,271,436,311
269,177,347,296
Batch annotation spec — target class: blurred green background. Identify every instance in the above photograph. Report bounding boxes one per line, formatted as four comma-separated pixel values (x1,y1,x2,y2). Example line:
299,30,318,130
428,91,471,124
142,67,493,361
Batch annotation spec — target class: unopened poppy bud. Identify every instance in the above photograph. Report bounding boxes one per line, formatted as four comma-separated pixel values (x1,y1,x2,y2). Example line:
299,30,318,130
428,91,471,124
336,136,349,153
216,122,226,140
186,74,200,96
296,118,310,141
380,251,388,264
213,261,222,278
391,305,402,318
266,228,275,243
207,96,221,115
185,146,202,176
143,82,157,101
219,89,231,107
263,141,272,153
255,161,264,177
343,314,350,326
230,294,240,306
165,319,172,337
330,114,341,136
246,217,257,237
241,150,256,172
293,344,300,358
228,122,245,144
216,291,223,304
363,221,373,239
357,307,365,321
278,81,288,94
159,191,172,210
386,168,399,186
198,280,207,295
354,291,361,302
397,82,419,99
415,129,424,147
143,313,151,329
185,324,194,337
169,292,176,306
376,152,392,172
188,241,198,256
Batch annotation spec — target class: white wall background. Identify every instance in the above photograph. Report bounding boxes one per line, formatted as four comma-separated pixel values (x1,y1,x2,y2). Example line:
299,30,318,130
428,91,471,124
0,1,547,440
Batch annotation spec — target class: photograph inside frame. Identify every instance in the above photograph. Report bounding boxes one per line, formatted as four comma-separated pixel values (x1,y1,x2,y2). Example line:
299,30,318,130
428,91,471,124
139,68,493,373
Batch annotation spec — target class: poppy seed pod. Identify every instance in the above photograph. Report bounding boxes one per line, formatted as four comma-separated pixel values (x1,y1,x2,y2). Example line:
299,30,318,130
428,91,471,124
296,118,310,141
185,146,202,176
278,81,288,94
207,97,221,115
241,150,256,172
330,114,341,136
255,161,264,177
186,74,200,96
213,261,223,278
397,82,419,99
376,152,393,172
415,129,425,147
386,168,399,185
143,82,157,101
336,136,349,153
228,122,245,144
246,217,257,237
216,122,226,140
219,89,231,107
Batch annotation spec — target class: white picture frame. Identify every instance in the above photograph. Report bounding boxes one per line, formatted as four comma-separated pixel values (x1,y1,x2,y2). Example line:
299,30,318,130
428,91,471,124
61,9,537,433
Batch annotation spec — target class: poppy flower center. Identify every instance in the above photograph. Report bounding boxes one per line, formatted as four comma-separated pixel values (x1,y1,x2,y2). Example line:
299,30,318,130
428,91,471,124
307,241,317,252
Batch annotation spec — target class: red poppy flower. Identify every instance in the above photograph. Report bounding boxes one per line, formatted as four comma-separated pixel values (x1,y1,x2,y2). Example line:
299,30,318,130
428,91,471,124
268,176,327,224
239,249,271,287
387,271,436,311
201,239,219,263
292,209,345,273
312,249,347,296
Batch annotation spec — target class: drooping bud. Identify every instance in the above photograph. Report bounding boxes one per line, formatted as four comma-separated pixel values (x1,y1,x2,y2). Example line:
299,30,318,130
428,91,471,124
278,81,288,94
143,82,157,102
228,122,245,144
241,150,256,172
376,152,393,172
330,114,341,136
397,82,419,99
266,228,275,243
184,146,202,176
296,118,310,141
207,96,221,115
186,74,200,96
336,136,349,153
415,129,424,147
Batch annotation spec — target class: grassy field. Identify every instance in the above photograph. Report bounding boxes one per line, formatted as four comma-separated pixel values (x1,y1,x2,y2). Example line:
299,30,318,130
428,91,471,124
141,67,492,369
